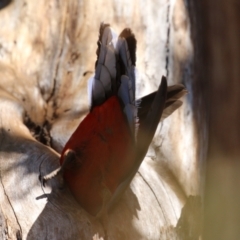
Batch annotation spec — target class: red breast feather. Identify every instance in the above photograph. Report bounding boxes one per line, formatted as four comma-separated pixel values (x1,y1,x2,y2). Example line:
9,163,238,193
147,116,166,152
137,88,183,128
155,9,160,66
60,96,134,216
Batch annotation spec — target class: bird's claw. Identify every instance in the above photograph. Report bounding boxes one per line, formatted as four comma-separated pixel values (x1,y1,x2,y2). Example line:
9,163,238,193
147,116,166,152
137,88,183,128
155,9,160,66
39,174,47,187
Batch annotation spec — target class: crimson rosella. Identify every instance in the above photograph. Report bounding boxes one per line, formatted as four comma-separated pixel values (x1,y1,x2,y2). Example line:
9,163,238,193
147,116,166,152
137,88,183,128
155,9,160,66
41,23,187,217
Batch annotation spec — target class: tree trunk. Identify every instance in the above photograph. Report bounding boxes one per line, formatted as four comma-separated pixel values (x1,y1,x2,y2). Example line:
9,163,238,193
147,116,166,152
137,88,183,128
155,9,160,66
188,0,240,239
0,0,201,239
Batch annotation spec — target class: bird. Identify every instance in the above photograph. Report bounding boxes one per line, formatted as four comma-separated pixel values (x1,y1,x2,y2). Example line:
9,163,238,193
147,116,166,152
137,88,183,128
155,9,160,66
41,23,187,217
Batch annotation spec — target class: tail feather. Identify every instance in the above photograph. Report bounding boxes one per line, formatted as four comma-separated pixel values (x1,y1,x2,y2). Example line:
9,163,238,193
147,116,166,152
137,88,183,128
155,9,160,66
107,76,168,212
163,84,187,119
166,84,187,101
137,83,187,122
161,100,183,120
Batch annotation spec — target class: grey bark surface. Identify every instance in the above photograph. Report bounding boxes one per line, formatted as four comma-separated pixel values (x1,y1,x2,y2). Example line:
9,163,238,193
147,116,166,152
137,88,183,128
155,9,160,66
0,0,201,239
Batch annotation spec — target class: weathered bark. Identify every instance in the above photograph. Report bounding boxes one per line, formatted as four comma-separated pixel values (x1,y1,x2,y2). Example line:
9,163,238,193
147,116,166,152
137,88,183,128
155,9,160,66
0,0,201,239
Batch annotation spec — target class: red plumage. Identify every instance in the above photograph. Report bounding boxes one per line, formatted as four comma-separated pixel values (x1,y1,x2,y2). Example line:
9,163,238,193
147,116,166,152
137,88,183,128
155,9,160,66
60,96,135,215
41,23,186,217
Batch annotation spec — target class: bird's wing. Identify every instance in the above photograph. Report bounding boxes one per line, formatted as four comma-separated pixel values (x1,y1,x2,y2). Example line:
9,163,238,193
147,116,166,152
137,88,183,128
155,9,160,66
107,76,168,213
117,28,137,134
89,24,138,136
89,23,118,108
